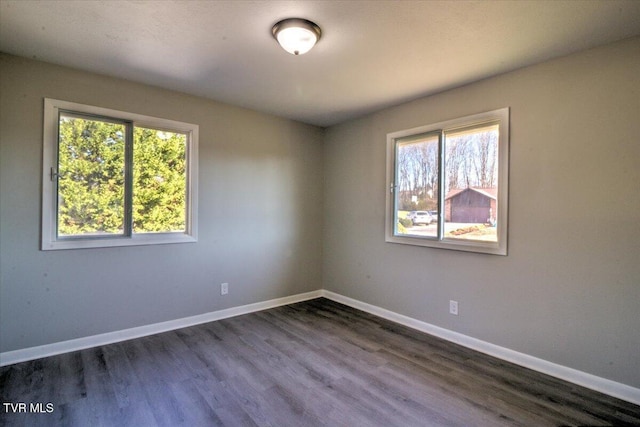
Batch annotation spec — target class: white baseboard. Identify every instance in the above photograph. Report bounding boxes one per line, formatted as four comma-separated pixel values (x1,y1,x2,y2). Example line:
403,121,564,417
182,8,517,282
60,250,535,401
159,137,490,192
0,290,322,367
320,290,640,406
2,288,638,406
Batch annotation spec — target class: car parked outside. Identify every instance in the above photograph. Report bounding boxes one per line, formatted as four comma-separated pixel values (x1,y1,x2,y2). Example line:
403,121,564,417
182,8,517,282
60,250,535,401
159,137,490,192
407,210,433,225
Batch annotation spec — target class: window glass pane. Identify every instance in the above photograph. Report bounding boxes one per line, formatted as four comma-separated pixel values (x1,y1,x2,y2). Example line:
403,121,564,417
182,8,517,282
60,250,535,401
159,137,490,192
133,127,187,233
444,124,499,242
395,132,439,238
57,114,126,237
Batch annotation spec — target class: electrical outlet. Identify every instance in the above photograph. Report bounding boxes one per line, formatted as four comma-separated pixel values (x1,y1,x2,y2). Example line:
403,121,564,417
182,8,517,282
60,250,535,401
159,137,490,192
221,282,229,295
449,300,459,315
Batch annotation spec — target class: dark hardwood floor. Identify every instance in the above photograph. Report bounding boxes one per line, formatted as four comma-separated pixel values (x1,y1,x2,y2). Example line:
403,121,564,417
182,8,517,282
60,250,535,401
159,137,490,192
1,298,639,426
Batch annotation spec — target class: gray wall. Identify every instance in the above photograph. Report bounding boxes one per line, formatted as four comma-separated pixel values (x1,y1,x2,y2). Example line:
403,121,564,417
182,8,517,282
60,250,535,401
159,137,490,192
2,37,639,390
0,54,324,353
323,37,640,388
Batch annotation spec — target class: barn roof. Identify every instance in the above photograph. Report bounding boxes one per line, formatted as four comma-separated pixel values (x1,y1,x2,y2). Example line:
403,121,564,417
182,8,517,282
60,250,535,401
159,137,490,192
445,187,497,200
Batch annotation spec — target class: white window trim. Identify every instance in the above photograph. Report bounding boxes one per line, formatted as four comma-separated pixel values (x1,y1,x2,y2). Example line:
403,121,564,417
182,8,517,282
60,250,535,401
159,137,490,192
385,108,509,256
42,98,198,250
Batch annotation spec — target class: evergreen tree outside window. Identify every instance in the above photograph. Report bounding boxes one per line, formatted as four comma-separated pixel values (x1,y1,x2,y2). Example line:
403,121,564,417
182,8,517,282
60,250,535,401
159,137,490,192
133,127,187,234
42,99,198,250
57,114,127,237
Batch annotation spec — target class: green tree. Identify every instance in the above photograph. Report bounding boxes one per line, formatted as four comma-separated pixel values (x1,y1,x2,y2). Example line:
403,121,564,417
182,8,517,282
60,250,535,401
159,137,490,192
57,117,187,236
133,128,186,233
57,116,125,235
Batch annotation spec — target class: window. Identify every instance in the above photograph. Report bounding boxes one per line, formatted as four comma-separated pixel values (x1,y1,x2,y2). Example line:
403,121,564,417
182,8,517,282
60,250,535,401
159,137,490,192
42,99,198,250
385,108,509,255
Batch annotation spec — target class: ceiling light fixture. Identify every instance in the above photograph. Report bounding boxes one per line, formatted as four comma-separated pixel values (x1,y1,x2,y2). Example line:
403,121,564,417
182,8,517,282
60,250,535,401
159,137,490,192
272,18,322,56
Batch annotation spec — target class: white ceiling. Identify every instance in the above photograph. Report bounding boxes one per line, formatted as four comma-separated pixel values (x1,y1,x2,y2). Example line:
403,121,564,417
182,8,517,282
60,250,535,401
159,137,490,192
2,1,640,127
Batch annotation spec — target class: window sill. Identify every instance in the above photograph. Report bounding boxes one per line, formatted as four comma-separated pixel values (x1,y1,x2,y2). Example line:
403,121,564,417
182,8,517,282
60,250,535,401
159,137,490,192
385,233,506,255
41,233,197,251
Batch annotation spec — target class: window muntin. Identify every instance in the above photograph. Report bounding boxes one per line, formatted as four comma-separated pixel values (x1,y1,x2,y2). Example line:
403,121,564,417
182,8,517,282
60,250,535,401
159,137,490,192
42,99,198,250
386,108,509,255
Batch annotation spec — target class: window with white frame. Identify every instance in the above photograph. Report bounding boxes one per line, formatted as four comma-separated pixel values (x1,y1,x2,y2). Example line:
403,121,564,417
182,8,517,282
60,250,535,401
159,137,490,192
42,99,198,250
385,108,509,255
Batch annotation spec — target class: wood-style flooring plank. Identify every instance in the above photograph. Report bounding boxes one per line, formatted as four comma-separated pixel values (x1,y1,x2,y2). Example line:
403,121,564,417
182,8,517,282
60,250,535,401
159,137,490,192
1,298,639,426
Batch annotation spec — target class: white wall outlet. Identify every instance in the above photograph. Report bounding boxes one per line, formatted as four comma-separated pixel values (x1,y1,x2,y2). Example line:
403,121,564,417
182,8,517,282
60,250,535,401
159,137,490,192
449,300,459,315
221,282,229,295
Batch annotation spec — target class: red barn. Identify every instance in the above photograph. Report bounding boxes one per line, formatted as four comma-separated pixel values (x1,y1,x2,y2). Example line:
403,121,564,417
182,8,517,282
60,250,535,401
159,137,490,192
444,188,497,224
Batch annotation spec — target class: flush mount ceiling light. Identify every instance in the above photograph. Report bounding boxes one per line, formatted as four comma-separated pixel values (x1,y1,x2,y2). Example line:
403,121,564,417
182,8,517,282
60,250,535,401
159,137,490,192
272,18,322,55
